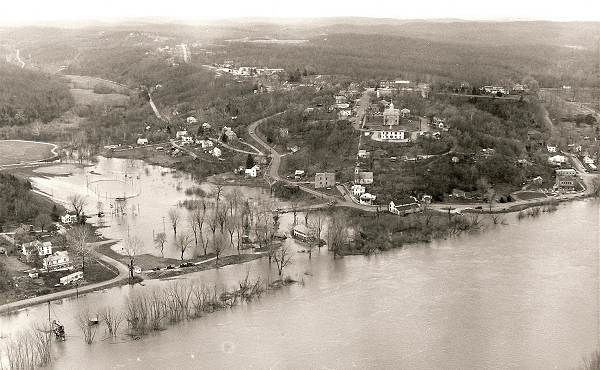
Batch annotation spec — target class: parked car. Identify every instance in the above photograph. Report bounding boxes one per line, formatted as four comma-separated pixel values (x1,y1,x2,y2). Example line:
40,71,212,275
166,265,175,270
179,262,194,268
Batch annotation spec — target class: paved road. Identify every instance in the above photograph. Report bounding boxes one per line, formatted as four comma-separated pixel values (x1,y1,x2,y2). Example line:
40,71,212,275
0,240,130,315
248,112,379,212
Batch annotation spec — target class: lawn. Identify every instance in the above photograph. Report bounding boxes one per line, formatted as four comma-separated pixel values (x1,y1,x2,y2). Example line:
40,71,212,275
0,140,56,166
512,191,548,201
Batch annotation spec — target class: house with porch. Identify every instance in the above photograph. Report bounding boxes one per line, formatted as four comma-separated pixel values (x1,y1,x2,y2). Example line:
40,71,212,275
43,251,72,271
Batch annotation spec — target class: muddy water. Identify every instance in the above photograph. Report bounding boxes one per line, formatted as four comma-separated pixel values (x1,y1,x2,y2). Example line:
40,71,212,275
0,190,598,369
29,157,275,259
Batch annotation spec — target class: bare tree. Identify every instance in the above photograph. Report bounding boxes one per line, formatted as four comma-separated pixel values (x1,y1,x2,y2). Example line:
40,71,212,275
67,225,92,273
154,232,167,257
273,245,293,277
224,189,242,216
212,232,227,264
168,209,180,237
175,233,192,261
224,214,237,249
214,184,224,210
123,236,143,281
309,213,325,250
68,194,87,222
327,216,349,258
188,212,199,251
34,213,52,232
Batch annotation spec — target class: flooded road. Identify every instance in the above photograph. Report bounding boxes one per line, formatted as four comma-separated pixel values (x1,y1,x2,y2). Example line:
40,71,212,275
1,188,598,369
29,157,273,259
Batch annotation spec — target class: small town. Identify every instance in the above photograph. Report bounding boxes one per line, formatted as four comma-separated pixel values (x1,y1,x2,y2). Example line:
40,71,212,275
0,3,599,370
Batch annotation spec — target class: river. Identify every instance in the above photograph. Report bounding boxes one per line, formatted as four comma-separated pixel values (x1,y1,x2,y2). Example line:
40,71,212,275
0,158,598,369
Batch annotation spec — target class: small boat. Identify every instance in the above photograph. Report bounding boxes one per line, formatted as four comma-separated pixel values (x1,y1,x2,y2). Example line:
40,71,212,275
97,212,105,217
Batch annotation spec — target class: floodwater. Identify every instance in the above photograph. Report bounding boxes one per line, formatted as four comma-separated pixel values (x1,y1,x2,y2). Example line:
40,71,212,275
29,157,274,259
1,158,598,369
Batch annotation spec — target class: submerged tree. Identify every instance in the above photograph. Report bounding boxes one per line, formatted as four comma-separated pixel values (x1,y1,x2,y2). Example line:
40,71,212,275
168,208,180,237
273,245,293,277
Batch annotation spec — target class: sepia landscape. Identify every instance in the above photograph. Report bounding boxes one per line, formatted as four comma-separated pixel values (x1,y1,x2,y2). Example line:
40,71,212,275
0,2,599,369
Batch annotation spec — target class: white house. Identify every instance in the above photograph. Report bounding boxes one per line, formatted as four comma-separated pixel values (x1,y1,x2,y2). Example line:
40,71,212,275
548,155,567,165
43,251,72,271
294,170,305,179
337,109,352,120
546,145,557,153
354,171,374,185
137,138,149,145
21,241,53,261
359,193,376,205
351,184,366,197
202,122,212,130
176,130,188,139
389,197,420,215
400,108,411,118
181,136,194,145
583,156,595,165
197,139,214,150
245,165,260,178
60,213,78,225
358,150,370,159
186,116,198,124
210,147,222,158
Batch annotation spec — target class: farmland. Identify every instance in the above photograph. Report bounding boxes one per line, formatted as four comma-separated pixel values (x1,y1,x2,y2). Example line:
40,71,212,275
0,140,57,166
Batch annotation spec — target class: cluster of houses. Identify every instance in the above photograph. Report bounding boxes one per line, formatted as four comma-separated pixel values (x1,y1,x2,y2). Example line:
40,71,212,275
554,168,578,192
478,84,529,96
174,129,222,158
21,240,73,272
212,62,285,78
376,80,431,99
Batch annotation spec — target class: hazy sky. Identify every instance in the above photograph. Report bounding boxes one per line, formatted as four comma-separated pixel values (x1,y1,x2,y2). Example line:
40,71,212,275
2,0,600,24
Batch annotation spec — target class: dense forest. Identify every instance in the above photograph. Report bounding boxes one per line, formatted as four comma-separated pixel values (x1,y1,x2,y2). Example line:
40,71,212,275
0,173,60,230
205,33,596,87
0,62,73,125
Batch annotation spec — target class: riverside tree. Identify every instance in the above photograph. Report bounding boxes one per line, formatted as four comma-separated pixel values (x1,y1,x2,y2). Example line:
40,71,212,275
154,232,167,257
67,225,92,273
123,236,143,281
175,232,192,261
68,194,87,223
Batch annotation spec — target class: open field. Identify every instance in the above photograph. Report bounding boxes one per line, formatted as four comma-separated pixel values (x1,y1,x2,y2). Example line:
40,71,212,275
64,74,130,94
70,88,130,106
0,140,57,166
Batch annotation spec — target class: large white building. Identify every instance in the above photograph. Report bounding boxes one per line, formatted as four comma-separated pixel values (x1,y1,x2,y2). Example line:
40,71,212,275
379,130,408,141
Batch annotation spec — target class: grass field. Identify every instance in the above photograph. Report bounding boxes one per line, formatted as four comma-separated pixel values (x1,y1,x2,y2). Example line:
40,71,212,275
70,88,130,106
0,140,56,166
